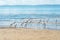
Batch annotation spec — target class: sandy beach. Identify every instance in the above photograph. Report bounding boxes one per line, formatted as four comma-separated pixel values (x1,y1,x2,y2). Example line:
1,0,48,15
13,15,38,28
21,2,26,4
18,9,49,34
0,28,59,40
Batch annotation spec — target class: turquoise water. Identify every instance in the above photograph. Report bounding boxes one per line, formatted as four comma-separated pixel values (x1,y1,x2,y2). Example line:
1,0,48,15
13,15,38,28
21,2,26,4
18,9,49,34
0,5,60,18
0,5,60,13
0,5,60,30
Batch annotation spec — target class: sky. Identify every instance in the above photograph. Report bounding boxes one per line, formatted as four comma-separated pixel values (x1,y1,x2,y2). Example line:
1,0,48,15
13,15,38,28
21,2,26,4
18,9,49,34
0,0,60,5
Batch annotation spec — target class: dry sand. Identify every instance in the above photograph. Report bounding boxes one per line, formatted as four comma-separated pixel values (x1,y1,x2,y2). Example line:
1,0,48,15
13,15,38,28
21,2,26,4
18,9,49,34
0,28,60,40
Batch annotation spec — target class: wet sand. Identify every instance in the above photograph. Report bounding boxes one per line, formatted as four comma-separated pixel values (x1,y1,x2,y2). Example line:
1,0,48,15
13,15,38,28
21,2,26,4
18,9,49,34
0,28,60,40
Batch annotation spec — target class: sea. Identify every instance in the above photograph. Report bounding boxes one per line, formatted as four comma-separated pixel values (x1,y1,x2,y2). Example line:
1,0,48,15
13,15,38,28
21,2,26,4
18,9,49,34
0,5,60,30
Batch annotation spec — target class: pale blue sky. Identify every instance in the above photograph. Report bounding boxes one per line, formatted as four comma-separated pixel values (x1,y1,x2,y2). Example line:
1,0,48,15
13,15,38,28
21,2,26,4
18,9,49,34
0,0,60,5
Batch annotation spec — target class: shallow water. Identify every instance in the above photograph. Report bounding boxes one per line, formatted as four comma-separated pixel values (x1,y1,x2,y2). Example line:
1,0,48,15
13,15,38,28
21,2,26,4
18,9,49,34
0,5,60,30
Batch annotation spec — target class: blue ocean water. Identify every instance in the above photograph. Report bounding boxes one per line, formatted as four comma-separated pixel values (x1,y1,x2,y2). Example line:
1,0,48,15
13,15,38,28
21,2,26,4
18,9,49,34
0,5,60,18
0,5,60,30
